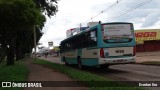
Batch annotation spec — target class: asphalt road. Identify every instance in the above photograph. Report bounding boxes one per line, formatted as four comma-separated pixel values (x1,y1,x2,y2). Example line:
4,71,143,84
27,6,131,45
40,55,160,90
87,64,160,81
40,56,160,81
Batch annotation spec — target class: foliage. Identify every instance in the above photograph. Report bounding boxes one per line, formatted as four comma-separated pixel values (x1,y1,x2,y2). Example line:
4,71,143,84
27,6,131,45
33,0,58,17
0,0,43,29
0,0,54,65
0,60,28,90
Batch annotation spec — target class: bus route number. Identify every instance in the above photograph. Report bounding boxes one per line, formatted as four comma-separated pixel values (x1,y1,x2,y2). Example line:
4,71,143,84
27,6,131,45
115,50,124,53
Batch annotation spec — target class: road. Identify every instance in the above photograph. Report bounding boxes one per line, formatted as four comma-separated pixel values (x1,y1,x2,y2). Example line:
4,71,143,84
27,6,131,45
40,52,160,89
86,64,160,81
40,55,160,81
136,51,160,63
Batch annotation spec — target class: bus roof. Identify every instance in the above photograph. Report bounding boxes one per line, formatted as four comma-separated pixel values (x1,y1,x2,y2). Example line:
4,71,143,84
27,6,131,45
61,24,98,43
102,22,133,25
61,22,133,43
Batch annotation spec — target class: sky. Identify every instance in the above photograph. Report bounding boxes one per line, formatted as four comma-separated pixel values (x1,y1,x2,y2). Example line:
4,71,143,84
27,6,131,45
39,0,160,47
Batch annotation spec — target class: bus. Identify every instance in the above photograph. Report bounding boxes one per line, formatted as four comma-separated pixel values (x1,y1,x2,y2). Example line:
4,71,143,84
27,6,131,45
60,22,136,69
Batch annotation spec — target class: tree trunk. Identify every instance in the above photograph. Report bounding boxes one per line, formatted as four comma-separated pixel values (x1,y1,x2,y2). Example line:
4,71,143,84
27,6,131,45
6,32,15,65
0,40,7,63
16,46,19,61
16,39,20,61
0,47,6,63
7,44,14,65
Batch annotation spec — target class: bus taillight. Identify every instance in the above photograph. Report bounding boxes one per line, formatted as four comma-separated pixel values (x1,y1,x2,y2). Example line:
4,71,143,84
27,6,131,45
100,48,105,58
133,46,136,56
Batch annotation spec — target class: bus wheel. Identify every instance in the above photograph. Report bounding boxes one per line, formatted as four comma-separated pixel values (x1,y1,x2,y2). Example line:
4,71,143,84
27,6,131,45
63,57,69,66
77,57,82,69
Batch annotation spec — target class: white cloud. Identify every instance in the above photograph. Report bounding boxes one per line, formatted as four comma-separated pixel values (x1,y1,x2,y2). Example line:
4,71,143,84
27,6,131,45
142,12,160,27
39,0,160,47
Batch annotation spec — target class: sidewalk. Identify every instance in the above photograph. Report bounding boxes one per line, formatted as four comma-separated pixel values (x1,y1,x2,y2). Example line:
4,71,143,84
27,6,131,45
136,51,160,63
23,59,88,90
136,51,160,57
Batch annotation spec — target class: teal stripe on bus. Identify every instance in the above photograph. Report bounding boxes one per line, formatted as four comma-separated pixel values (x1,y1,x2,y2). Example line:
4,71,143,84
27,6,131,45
81,58,98,66
65,58,99,66
65,58,77,64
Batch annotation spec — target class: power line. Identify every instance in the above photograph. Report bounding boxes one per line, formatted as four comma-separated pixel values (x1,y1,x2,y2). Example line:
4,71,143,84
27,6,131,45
84,0,123,23
107,0,152,22
92,0,123,20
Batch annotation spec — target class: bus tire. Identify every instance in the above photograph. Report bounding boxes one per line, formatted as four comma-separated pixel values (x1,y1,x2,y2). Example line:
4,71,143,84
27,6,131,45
63,57,69,66
77,57,82,69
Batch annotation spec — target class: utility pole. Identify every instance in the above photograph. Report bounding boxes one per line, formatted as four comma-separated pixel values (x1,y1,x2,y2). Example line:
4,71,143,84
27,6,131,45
34,25,36,61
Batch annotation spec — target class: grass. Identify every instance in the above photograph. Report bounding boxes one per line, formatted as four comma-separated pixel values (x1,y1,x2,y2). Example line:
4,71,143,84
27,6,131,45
0,60,29,90
139,61,160,66
34,59,145,90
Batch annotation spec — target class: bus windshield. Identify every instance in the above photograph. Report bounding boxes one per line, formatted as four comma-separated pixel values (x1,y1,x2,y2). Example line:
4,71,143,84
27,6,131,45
102,24,133,43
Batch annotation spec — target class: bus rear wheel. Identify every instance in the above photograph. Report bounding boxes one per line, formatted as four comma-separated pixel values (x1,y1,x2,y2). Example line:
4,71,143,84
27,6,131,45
77,57,82,69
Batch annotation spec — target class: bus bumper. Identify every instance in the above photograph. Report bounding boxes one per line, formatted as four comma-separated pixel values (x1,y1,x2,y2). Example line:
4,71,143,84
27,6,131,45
98,56,136,65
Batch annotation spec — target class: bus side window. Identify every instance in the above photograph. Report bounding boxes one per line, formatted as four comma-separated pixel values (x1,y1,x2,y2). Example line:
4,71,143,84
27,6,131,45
90,31,97,42
82,30,97,48
70,40,74,50
73,35,82,49
72,38,77,49
84,32,90,48
89,30,97,47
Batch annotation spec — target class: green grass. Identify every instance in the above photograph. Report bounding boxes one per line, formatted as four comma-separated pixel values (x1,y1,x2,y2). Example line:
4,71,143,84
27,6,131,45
0,60,29,90
139,61,160,66
34,59,145,90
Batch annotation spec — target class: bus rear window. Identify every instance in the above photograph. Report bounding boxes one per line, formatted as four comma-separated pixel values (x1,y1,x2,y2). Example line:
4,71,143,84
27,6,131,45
102,24,133,43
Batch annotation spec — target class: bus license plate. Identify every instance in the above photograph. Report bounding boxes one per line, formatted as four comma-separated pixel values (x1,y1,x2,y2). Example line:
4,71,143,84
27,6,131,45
116,59,125,62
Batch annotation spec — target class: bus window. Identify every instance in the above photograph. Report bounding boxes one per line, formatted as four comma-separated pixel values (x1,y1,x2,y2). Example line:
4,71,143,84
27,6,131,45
102,24,133,43
90,31,97,42
83,30,97,47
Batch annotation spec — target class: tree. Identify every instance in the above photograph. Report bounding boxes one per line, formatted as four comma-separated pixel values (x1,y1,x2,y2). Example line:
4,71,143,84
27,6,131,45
33,0,58,17
0,0,46,65
0,0,58,65
15,27,44,60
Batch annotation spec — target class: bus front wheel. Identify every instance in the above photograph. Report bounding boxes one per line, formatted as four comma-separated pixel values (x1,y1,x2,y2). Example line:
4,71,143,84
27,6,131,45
77,57,82,69
63,57,69,66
